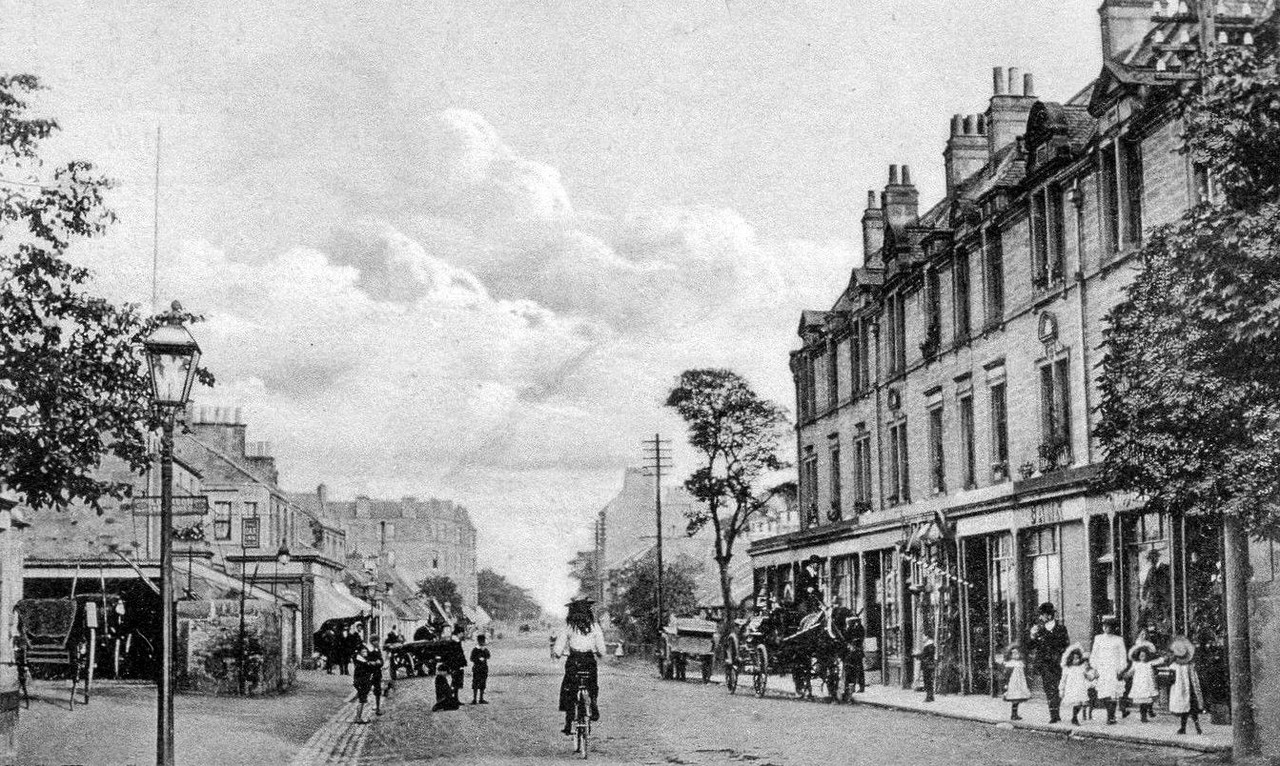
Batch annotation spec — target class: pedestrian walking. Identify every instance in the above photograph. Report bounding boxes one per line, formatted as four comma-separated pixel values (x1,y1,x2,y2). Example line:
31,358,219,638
470,633,491,704
1168,636,1204,735
1027,602,1070,723
846,614,867,696
1059,644,1095,726
1124,641,1166,722
1089,615,1128,725
914,636,936,703
1001,646,1031,720
352,635,385,724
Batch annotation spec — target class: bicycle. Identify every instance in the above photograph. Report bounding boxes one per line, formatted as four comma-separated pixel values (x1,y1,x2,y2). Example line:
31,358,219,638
571,670,592,759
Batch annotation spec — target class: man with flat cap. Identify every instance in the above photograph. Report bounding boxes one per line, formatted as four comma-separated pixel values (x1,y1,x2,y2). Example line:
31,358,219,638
1027,601,1070,723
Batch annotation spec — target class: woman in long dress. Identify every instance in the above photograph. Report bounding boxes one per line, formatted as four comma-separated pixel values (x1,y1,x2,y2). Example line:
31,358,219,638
553,597,606,735
1089,615,1129,725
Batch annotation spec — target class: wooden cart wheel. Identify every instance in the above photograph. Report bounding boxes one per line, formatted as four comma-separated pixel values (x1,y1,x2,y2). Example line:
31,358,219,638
753,646,769,697
725,661,739,694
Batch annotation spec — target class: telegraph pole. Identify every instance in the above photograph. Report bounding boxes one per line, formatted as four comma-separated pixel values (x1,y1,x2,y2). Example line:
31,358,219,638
642,435,672,637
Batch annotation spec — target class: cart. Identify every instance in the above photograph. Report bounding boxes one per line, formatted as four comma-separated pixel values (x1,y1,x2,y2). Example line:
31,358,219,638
657,617,718,683
387,638,456,679
15,597,98,710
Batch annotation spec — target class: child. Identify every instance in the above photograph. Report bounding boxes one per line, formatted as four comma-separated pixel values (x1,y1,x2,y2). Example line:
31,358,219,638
352,635,385,724
1124,641,1166,723
1168,636,1203,735
432,655,460,712
1059,644,1096,726
470,633,491,704
1001,646,1031,720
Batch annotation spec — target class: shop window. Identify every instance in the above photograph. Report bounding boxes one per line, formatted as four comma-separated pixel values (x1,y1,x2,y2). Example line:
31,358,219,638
959,395,976,489
928,405,945,494
213,501,232,541
881,550,902,660
1128,511,1173,648
989,533,1017,668
1023,526,1062,620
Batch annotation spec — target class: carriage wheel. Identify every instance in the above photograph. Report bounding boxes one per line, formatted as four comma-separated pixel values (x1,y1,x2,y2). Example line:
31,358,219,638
725,662,739,694
752,646,769,697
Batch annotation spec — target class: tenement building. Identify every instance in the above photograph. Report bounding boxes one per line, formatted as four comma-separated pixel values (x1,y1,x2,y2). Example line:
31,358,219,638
751,0,1279,731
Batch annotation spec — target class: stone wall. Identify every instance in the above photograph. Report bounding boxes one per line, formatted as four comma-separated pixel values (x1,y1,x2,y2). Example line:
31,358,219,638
177,599,296,696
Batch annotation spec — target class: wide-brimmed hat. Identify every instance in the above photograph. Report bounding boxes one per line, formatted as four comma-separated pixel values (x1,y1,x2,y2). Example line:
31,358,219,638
1099,614,1119,628
1061,642,1086,666
1129,640,1157,661
1170,635,1196,663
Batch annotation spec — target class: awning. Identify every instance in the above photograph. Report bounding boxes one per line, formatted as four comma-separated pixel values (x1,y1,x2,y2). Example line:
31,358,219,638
312,580,374,626
182,562,291,605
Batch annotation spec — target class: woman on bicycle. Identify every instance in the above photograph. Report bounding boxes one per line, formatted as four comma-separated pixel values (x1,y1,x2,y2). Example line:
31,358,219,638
553,596,606,735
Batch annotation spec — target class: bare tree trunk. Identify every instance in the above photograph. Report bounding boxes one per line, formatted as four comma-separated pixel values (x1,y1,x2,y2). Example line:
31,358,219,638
1223,513,1260,757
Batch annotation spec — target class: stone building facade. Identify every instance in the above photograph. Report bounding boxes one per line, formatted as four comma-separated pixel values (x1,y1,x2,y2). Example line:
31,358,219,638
302,488,479,610
752,0,1276,732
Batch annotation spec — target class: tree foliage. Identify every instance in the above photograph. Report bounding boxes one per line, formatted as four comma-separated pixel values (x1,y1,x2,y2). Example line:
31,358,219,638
605,552,699,646
665,368,789,626
477,568,543,622
1094,42,1280,535
0,74,212,513
417,575,463,609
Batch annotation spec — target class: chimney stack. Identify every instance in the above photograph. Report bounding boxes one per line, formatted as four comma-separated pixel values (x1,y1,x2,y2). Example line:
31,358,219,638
861,190,885,263
1099,0,1155,61
944,112,990,196
883,164,919,232
986,66,1038,157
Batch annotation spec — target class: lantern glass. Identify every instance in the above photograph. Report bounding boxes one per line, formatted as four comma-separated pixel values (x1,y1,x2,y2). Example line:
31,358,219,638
143,322,201,408
277,543,291,566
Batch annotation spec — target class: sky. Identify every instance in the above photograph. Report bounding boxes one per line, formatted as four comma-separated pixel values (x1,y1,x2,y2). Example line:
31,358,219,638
2,1,1104,611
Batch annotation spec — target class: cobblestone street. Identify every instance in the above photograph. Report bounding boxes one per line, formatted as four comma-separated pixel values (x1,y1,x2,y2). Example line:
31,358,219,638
349,637,1218,766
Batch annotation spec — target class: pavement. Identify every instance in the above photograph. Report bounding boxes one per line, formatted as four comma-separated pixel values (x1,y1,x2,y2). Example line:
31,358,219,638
13,668,354,766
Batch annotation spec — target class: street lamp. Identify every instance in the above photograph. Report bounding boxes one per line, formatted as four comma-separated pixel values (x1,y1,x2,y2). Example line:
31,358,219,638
142,301,201,766
273,542,291,599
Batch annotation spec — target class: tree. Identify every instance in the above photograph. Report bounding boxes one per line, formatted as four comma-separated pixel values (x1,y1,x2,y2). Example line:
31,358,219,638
0,74,213,513
605,552,699,647
417,576,462,611
1093,39,1280,758
665,369,789,632
477,568,543,622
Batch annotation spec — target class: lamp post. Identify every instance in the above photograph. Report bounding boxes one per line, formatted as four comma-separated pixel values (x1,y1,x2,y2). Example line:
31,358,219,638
142,301,201,766
273,542,291,600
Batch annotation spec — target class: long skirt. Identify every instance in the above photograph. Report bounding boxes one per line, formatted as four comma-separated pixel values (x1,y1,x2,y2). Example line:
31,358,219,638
558,651,598,712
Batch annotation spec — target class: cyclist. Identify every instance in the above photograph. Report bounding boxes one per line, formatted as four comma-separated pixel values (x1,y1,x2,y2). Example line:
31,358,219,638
552,596,605,735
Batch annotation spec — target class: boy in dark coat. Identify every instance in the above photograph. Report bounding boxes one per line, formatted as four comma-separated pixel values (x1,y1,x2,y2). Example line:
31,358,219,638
915,636,937,702
470,633,491,704
432,655,460,712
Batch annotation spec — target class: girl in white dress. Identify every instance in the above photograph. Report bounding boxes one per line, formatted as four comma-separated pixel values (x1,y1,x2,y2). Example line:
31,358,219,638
1124,642,1166,722
1059,644,1096,726
1089,616,1129,725
1002,646,1031,720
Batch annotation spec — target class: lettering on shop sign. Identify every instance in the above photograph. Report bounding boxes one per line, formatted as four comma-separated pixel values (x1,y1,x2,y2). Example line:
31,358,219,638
1029,503,1063,527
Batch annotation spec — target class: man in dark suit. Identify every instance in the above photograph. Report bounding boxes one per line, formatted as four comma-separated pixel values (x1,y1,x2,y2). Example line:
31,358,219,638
846,614,867,695
1027,601,1070,723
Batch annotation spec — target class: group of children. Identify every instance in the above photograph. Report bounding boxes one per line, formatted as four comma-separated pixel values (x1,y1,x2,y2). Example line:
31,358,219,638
348,624,494,723
1000,619,1205,735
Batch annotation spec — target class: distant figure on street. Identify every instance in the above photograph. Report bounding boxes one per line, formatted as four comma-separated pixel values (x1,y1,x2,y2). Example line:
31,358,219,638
352,635,385,723
470,633,491,704
1027,602,1070,723
1002,646,1031,720
845,614,867,696
914,636,936,702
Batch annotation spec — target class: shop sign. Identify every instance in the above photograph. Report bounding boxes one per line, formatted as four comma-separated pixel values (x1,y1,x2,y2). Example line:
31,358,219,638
1028,502,1063,527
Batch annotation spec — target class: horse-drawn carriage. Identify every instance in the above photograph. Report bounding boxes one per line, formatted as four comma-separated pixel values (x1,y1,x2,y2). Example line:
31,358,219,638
723,604,846,700
656,617,718,683
387,638,458,679
14,596,102,710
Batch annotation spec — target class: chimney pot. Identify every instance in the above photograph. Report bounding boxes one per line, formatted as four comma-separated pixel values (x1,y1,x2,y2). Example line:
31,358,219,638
889,164,900,185
1023,73,1035,97
866,190,877,209
992,66,1006,95
234,407,242,424
963,115,975,134
951,114,964,135
1008,67,1021,96
901,165,912,185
